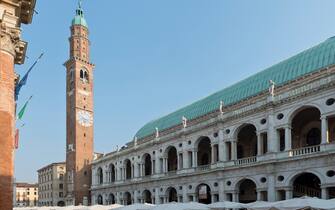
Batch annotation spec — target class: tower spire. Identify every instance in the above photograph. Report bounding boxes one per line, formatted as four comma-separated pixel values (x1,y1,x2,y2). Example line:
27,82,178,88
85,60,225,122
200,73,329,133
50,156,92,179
72,0,88,28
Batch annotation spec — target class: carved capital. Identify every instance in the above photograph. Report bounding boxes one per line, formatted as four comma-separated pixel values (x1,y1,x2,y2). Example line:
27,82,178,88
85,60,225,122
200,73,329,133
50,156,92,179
0,22,27,64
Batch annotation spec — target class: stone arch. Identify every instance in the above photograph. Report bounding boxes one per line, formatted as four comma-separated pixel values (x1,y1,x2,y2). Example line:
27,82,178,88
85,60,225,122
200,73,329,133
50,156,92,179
290,106,321,149
232,121,258,139
287,104,324,123
124,159,132,179
236,178,257,203
108,193,115,204
97,167,103,185
165,146,178,171
142,153,152,176
195,136,212,166
236,124,257,158
196,183,212,204
109,163,116,182
287,170,324,186
166,187,178,202
142,189,152,203
97,194,103,205
123,192,132,205
290,172,322,198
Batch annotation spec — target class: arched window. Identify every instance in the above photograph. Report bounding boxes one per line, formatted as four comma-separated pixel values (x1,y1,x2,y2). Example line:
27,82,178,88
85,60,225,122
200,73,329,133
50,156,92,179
97,167,103,185
80,70,84,79
84,71,89,83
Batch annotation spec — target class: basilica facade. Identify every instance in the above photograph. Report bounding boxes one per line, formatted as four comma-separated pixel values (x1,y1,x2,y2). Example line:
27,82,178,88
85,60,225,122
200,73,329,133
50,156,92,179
91,36,335,205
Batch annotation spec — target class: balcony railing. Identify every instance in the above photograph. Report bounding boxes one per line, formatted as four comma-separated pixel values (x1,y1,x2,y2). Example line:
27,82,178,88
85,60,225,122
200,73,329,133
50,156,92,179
234,156,257,166
294,184,321,198
288,145,321,157
196,164,210,171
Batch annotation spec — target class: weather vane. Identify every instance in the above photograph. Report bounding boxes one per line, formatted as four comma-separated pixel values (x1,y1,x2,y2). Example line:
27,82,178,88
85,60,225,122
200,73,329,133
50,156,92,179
78,0,83,8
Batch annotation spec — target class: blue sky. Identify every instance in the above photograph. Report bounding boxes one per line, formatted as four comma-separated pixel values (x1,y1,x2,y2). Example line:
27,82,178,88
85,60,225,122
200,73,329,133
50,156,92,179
15,0,335,182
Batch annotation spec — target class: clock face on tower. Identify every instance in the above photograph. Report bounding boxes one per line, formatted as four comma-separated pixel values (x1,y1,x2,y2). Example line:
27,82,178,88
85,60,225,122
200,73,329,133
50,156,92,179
77,110,93,127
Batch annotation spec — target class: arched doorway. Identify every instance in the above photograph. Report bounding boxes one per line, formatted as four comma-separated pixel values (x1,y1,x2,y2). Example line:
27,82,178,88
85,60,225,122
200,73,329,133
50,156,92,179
124,159,132,180
143,153,152,176
197,184,211,204
143,190,152,203
57,201,65,206
291,107,321,149
167,146,177,171
124,192,132,205
108,193,115,204
238,179,257,203
97,195,103,205
109,164,116,182
197,137,211,166
97,167,103,184
167,187,178,202
237,124,257,159
293,173,321,198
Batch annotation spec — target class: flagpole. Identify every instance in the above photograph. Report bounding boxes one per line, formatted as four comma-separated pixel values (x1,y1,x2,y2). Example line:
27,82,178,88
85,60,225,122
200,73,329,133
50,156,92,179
15,52,44,101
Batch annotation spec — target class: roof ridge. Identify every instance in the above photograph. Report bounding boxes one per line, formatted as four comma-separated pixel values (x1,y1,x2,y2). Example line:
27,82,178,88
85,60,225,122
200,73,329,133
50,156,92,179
135,36,335,139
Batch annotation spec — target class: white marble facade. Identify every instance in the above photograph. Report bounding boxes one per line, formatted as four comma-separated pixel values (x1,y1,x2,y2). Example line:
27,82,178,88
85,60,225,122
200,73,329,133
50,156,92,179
91,68,335,205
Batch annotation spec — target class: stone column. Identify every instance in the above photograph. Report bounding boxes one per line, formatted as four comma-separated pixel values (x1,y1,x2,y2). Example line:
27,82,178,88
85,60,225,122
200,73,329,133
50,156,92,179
155,157,160,174
163,158,167,173
321,116,329,144
256,190,261,201
0,30,17,210
134,163,139,178
177,153,180,170
183,151,188,169
155,188,160,204
133,190,138,203
211,144,216,163
257,133,263,156
192,150,197,167
232,192,238,202
151,160,155,175
285,126,292,151
285,189,293,200
267,175,275,202
211,194,216,202
218,181,224,202
117,167,121,181
166,158,169,172
267,112,278,152
231,141,237,160
321,187,328,199
218,130,225,161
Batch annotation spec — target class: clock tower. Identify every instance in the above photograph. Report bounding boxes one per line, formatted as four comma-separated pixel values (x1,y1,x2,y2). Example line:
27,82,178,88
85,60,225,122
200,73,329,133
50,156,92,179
64,2,95,206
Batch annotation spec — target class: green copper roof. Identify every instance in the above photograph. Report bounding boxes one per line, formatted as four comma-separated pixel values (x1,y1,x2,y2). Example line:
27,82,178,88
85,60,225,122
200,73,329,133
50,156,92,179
135,36,335,139
72,4,88,28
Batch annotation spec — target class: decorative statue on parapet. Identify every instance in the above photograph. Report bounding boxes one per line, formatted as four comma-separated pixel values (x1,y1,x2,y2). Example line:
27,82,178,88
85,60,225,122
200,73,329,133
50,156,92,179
182,116,188,128
219,100,224,114
134,136,138,147
269,80,276,97
155,127,159,139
